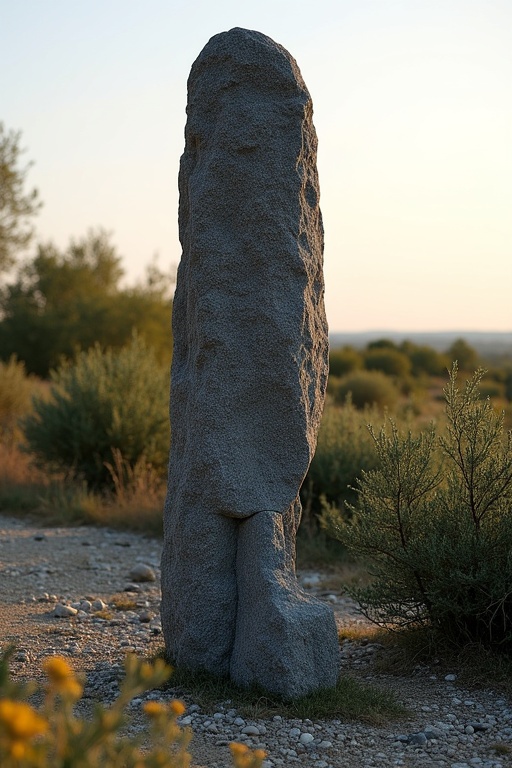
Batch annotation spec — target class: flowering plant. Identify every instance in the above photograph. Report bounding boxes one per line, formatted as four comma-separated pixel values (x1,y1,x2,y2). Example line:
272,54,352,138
0,647,266,768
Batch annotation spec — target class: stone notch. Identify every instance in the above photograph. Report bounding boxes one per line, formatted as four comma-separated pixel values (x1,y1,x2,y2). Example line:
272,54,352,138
161,27,338,699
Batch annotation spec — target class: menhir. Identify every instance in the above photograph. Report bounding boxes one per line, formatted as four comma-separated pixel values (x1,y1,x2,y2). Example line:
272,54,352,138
160,27,339,699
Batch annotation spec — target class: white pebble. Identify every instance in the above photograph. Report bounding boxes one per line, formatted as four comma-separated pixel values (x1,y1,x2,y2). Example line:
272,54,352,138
53,603,78,617
129,563,156,582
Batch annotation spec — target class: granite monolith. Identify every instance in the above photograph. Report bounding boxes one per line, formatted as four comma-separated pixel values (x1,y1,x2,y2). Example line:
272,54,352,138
161,27,338,698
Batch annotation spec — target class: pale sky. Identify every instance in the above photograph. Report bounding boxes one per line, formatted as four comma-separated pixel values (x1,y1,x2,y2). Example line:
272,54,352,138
2,0,511,332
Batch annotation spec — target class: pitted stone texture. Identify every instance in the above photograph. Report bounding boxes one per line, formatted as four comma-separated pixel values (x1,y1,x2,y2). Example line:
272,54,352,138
161,27,336,697
230,510,339,698
162,508,238,676
170,26,328,519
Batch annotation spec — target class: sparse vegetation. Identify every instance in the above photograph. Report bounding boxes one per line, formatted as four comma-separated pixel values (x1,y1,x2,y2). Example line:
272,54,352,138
161,662,405,724
0,122,42,273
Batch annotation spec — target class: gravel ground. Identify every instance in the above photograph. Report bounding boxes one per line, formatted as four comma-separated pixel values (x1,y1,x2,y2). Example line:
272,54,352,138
1,513,511,768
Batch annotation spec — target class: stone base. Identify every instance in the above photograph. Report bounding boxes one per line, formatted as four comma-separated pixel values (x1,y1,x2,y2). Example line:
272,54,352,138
160,507,238,676
230,510,339,699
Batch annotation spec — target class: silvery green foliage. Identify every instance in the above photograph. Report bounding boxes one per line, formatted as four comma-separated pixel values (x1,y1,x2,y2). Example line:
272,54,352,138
23,335,169,489
325,364,512,649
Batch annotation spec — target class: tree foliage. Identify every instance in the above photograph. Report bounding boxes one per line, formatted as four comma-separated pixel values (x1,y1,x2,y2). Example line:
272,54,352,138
0,123,42,272
0,230,173,376
400,341,448,377
323,365,512,650
446,338,479,371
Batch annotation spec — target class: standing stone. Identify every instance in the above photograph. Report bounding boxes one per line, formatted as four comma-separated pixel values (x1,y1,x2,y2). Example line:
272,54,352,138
161,27,338,698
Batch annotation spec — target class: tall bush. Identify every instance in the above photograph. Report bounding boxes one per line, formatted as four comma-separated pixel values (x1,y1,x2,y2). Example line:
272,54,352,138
23,335,170,489
323,365,512,650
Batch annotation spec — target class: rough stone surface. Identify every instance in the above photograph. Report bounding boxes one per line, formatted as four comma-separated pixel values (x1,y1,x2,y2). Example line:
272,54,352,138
160,27,337,696
230,510,338,698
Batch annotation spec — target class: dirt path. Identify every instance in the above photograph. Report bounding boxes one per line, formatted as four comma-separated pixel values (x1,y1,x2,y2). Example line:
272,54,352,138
1,513,511,768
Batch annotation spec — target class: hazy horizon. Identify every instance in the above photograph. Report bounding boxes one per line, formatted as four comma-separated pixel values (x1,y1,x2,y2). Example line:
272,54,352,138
2,0,511,333
330,329,512,335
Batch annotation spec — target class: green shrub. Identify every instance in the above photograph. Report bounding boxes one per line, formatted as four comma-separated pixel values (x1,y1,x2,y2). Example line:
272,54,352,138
363,348,411,378
0,357,33,441
22,335,170,489
329,346,362,377
333,370,399,410
323,365,512,651
301,399,380,523
400,341,448,377
446,338,479,371
366,338,397,350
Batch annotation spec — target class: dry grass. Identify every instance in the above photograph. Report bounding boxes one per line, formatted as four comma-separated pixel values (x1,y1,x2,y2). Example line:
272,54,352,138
111,596,138,611
0,441,165,535
156,659,406,724
0,442,48,487
338,624,381,644
0,442,49,514
83,490,164,536
491,743,512,756
315,564,372,592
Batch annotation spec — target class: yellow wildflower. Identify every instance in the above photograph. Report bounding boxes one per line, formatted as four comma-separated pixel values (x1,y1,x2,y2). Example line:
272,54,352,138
43,655,83,699
229,741,267,767
0,699,47,759
43,656,73,682
230,742,250,756
169,699,186,717
143,701,167,717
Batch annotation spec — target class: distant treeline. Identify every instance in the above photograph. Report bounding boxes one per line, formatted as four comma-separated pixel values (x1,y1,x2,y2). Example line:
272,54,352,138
330,331,512,361
328,337,512,406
